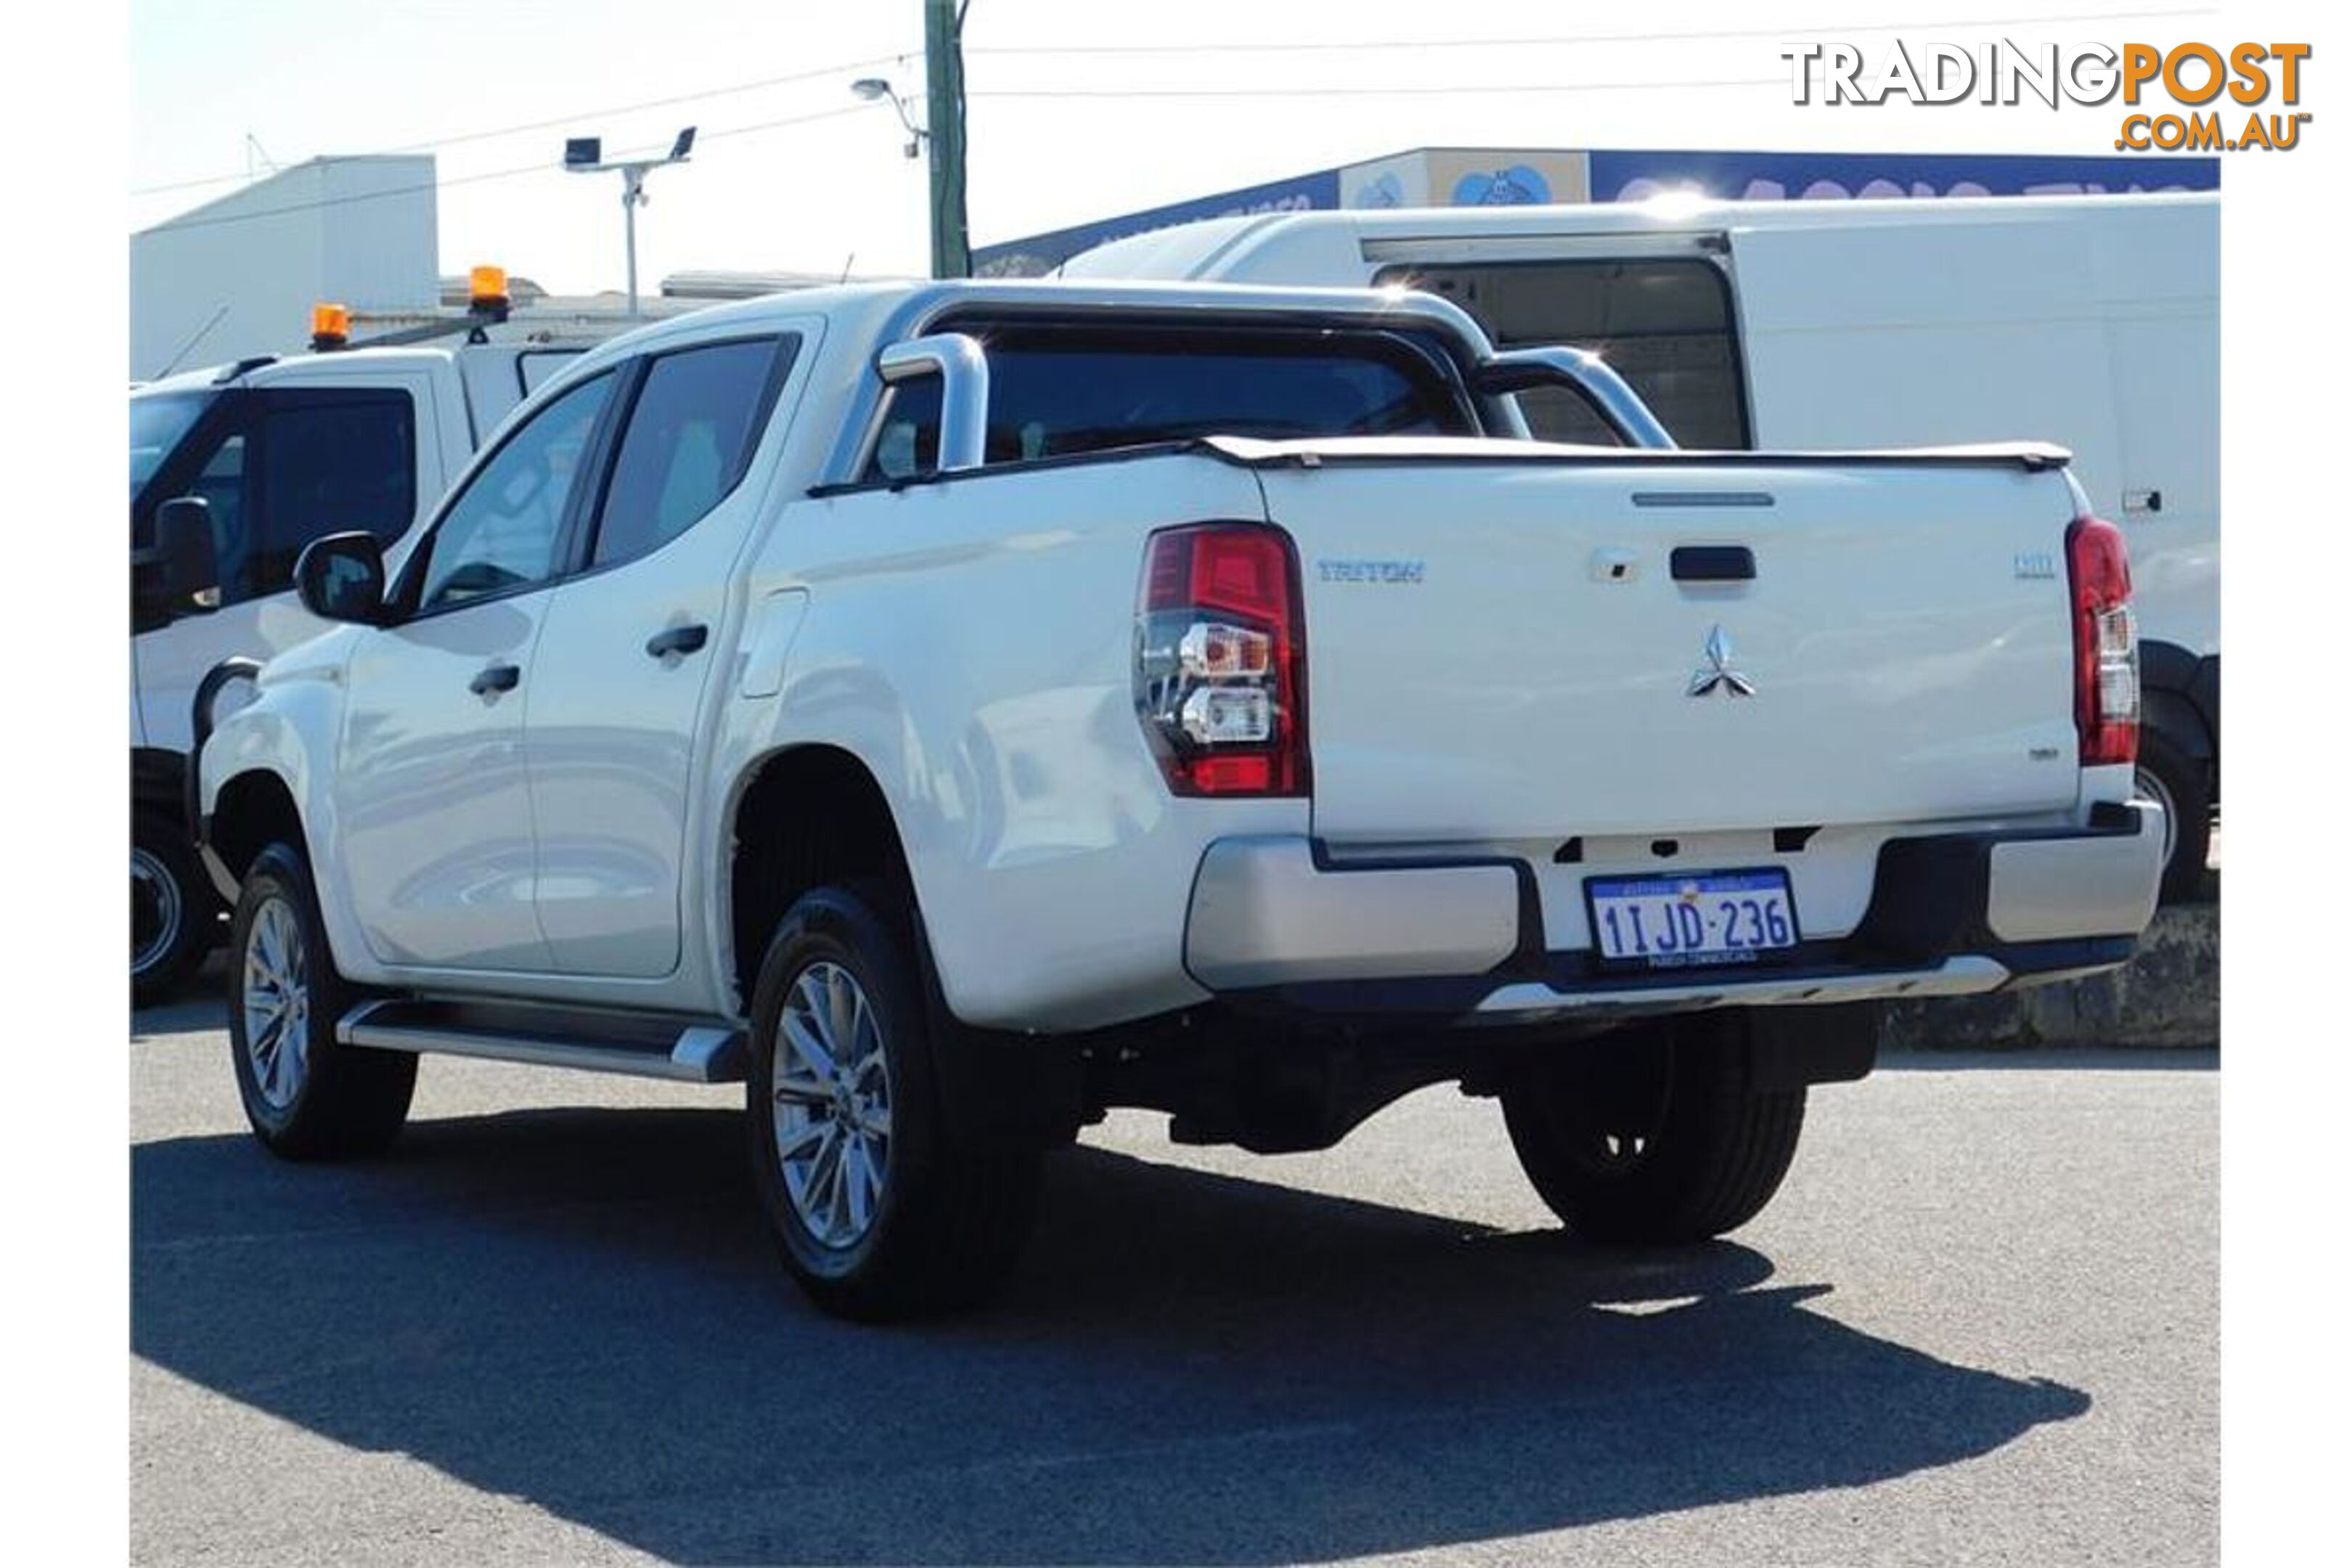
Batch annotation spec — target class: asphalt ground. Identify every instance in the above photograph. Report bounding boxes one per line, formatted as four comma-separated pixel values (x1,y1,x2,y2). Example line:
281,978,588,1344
131,991,2216,1566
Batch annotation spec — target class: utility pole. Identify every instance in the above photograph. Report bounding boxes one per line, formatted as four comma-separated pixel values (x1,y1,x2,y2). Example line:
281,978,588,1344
923,0,971,278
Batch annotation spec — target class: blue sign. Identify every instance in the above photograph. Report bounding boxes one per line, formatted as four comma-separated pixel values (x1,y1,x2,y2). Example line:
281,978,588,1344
1585,148,2218,203
1450,163,1554,205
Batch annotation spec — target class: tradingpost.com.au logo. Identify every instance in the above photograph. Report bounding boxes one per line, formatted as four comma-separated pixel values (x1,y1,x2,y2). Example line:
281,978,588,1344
1781,39,2311,151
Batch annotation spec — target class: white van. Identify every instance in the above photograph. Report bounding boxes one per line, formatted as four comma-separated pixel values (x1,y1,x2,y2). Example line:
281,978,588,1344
1065,192,2219,899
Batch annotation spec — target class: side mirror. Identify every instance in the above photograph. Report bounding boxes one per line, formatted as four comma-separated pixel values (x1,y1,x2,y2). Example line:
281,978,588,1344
155,497,222,611
293,532,389,624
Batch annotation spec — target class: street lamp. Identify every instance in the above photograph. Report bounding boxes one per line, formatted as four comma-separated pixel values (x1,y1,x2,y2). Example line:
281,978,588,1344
851,78,925,160
853,1,969,279
563,126,697,318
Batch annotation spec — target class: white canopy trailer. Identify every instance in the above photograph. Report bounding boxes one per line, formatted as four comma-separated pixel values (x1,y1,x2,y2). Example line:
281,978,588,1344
1066,193,2220,897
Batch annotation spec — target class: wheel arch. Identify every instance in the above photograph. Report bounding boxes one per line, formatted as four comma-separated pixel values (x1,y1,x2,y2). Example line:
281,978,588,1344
2140,640,2216,746
720,743,920,1016
206,767,308,893
2143,686,2213,765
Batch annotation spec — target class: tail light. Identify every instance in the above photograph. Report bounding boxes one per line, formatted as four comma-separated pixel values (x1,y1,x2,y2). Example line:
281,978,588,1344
1135,523,1308,796
2065,513,2139,766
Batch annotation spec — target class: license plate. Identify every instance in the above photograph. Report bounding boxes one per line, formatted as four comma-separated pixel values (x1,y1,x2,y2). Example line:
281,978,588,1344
1585,869,1800,968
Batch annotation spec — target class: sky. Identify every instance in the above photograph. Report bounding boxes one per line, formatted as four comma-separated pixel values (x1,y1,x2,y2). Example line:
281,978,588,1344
127,0,2222,294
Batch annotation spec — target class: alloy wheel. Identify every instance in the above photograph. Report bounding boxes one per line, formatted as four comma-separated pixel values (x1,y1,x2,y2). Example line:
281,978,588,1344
772,960,894,1250
242,894,311,1109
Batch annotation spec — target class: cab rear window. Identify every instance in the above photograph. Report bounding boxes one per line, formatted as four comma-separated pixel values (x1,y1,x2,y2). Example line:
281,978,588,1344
865,322,1477,482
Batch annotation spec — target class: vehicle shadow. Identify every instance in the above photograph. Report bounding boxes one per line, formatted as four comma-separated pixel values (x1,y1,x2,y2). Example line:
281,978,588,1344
1877,1047,2217,1072
130,990,228,1039
133,1109,2088,1564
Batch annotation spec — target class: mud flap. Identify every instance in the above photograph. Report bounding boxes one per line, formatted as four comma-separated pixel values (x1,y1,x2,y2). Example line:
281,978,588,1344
1738,1003,1882,1093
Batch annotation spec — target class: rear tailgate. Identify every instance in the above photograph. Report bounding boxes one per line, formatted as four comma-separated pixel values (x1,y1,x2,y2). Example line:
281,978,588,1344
1238,438,2086,844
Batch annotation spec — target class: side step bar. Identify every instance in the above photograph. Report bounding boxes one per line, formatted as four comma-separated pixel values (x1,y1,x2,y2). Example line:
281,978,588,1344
337,998,748,1085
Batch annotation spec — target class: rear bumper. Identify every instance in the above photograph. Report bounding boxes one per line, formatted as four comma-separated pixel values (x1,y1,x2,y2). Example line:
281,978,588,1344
1182,803,2163,1022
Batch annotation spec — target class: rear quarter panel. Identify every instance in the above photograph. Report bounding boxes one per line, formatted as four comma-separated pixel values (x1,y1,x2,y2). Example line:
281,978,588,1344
714,452,1306,1031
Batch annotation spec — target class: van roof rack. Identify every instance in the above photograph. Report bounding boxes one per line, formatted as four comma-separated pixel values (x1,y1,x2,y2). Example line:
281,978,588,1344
348,316,503,350
324,264,515,351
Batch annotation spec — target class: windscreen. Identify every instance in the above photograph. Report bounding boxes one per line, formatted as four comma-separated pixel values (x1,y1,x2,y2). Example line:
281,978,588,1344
130,391,213,502
867,322,1478,481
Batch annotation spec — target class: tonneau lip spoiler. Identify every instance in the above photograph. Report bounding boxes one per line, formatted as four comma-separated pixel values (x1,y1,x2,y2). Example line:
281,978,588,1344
1194,435,2075,472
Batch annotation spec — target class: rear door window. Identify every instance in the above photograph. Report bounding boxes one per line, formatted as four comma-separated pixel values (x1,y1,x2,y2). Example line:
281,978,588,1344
587,336,794,569
1381,258,1750,449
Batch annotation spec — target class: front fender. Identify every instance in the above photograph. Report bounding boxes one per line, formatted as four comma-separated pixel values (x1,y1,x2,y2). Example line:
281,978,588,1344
195,631,362,960
197,635,352,822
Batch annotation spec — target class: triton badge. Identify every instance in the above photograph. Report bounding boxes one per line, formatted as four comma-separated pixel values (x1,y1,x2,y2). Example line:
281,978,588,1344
1687,625,1757,698
1315,558,1425,585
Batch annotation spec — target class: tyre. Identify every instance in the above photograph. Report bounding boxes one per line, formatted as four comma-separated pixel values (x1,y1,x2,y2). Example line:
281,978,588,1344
132,810,213,1006
2135,727,2214,903
228,842,416,1159
746,882,1041,1321
1501,1014,1806,1244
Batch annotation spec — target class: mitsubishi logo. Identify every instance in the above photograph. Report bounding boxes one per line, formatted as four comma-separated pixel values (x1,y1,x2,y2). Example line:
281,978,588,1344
1686,625,1757,698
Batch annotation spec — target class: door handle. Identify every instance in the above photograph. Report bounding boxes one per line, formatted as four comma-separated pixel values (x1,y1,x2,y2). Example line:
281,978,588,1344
469,662,521,696
1670,545,1756,583
645,623,710,659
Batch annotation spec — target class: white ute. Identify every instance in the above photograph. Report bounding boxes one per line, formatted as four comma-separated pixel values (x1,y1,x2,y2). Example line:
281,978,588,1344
191,279,2163,1318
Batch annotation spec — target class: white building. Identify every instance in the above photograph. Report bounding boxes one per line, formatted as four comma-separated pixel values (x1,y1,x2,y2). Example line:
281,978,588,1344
131,156,440,380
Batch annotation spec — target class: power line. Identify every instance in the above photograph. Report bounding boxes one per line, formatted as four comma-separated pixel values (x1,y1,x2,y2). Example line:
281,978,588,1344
964,7,2214,56
131,6,2213,200
136,104,875,237
138,51,2067,239
131,49,923,199
973,78,1797,100
968,16,2228,104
